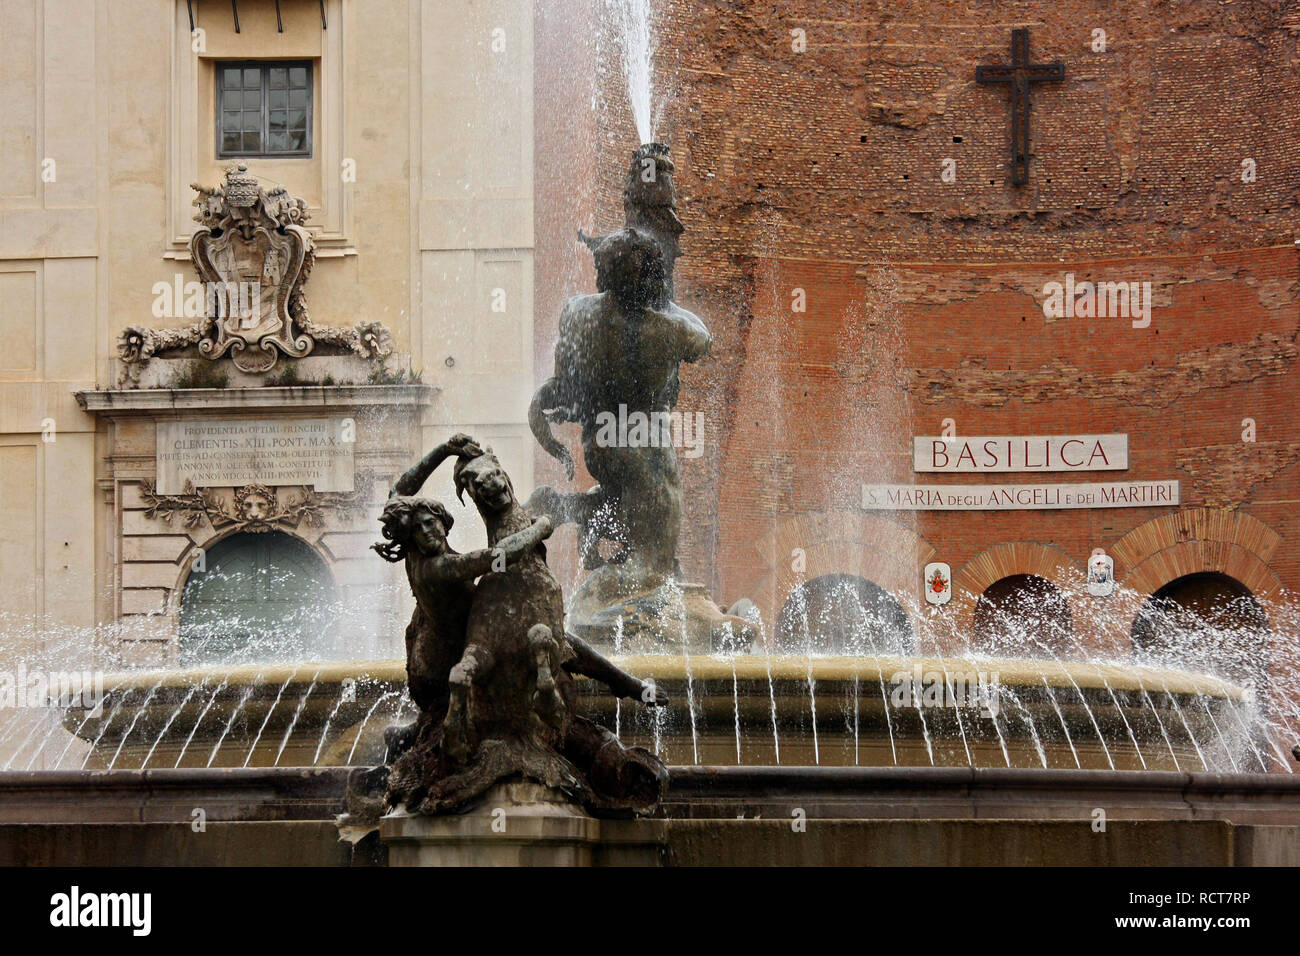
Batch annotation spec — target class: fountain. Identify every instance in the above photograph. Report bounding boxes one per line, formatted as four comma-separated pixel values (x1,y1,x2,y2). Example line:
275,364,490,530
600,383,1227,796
3,0,1299,869
46,157,1294,784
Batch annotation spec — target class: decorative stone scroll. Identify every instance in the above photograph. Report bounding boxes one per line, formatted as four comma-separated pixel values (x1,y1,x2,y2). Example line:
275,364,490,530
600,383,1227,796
117,163,392,382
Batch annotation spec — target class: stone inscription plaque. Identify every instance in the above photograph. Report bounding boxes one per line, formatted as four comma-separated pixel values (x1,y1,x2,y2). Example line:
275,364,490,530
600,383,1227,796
861,480,1179,511
156,418,354,493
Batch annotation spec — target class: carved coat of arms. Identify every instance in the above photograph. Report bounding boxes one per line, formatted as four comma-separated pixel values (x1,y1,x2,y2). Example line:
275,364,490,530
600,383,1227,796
189,163,314,372
924,562,952,606
1087,548,1116,597
116,163,393,385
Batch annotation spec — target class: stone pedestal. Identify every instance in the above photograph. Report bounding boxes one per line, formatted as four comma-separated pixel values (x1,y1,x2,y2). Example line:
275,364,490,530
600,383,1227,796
378,782,666,867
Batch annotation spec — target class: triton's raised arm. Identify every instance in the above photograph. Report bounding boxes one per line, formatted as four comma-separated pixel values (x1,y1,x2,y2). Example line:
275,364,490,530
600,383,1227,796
392,434,482,498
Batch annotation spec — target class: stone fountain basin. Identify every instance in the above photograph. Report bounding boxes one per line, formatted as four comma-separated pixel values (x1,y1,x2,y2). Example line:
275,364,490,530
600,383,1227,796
61,655,1249,772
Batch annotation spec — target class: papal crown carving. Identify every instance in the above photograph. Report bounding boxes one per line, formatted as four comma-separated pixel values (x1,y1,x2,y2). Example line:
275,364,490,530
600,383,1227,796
220,163,262,208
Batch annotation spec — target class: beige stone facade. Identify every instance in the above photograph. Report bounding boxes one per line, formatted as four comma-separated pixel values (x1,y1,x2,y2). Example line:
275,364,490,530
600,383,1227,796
0,0,539,675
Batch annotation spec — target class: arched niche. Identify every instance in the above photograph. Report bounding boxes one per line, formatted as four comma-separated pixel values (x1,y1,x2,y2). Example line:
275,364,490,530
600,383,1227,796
179,530,338,665
1130,572,1268,683
775,573,916,656
972,573,1074,658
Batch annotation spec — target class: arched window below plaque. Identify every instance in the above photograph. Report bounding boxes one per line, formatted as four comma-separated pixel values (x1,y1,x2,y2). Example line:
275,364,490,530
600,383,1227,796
972,574,1074,658
179,531,338,666
1131,572,1268,684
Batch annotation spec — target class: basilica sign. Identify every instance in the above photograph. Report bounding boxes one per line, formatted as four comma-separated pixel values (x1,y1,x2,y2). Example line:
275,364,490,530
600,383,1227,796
867,431,1175,510
156,418,354,494
914,434,1127,472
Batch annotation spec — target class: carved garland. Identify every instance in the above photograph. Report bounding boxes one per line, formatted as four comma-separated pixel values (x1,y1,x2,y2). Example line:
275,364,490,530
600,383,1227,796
139,478,369,534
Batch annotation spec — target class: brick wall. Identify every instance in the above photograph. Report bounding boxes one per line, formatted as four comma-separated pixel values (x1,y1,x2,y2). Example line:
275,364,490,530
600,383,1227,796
535,0,1300,643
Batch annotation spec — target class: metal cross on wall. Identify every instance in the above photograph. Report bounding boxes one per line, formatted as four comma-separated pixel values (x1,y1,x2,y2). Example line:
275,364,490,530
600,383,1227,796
976,28,1065,185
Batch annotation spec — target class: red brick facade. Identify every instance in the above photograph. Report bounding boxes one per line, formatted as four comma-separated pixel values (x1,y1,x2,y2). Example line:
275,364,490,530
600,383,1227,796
535,1,1300,646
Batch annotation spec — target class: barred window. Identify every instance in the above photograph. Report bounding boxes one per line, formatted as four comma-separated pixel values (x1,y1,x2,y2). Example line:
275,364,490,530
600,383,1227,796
217,61,312,158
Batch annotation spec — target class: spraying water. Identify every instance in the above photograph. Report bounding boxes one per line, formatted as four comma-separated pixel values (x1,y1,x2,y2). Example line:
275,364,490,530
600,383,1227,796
607,0,655,143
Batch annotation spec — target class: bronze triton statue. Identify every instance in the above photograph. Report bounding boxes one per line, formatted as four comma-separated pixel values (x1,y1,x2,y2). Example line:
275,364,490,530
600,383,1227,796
344,434,668,824
528,226,707,576
526,144,757,652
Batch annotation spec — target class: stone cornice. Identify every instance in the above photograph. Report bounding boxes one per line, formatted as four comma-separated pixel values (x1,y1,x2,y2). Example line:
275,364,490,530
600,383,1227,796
75,384,437,416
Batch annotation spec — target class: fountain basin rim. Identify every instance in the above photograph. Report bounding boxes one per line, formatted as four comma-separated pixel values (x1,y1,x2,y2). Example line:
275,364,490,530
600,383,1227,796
85,654,1245,700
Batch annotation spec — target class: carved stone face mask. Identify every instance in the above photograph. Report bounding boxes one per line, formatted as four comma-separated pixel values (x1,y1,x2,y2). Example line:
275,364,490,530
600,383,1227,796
241,493,269,523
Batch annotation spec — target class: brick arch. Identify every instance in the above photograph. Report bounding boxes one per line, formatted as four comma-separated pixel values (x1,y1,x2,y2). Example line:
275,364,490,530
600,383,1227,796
950,542,1078,629
1122,541,1282,604
1111,507,1283,601
749,510,936,631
